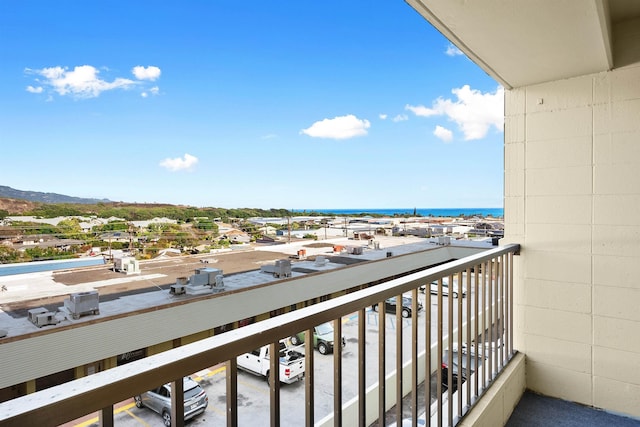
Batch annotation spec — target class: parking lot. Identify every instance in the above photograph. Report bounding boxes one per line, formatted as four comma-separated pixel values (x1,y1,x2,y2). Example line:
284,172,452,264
69,284,481,426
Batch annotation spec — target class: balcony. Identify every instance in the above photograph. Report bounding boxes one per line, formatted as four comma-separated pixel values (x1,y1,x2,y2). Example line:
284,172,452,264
0,244,522,426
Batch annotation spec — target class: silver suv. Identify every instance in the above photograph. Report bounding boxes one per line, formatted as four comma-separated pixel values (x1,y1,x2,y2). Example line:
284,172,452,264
134,377,208,426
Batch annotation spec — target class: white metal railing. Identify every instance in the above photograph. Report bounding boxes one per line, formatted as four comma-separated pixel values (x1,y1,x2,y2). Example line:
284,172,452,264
0,244,519,427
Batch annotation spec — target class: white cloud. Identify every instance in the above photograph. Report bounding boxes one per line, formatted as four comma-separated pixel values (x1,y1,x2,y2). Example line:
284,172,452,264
132,65,161,81
445,44,464,57
405,104,437,117
159,153,199,172
405,85,504,140
379,114,388,120
392,114,408,122
25,65,135,99
433,125,453,142
26,85,43,93
141,86,160,98
261,134,277,140
300,114,370,140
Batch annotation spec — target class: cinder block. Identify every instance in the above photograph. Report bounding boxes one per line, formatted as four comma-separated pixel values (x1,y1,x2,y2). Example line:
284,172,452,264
526,165,592,196
526,107,592,141
523,333,591,373
526,360,593,407
524,278,591,313
593,376,640,418
593,346,640,386
523,306,591,344
594,316,640,354
526,195,591,224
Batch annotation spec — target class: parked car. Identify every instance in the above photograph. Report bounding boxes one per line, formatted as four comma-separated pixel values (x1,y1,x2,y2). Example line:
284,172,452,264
421,278,467,298
134,376,208,426
442,342,498,392
290,321,346,355
372,296,423,318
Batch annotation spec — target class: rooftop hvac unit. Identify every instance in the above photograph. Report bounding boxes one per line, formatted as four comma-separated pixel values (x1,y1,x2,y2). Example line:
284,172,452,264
214,274,224,288
195,267,223,286
170,284,186,295
28,307,60,328
352,246,363,255
314,256,329,266
273,259,292,278
190,272,210,286
64,290,99,320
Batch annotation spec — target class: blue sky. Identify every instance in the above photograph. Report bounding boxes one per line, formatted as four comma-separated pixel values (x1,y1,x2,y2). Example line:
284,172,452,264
0,1,504,210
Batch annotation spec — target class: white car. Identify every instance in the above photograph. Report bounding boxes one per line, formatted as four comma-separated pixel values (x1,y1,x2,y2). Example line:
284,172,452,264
421,278,467,298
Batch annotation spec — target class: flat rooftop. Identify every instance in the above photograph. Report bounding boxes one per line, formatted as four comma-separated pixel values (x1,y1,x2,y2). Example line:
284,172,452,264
0,235,496,341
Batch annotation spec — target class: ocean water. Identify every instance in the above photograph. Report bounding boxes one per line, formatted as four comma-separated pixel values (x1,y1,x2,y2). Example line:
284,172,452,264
296,208,504,218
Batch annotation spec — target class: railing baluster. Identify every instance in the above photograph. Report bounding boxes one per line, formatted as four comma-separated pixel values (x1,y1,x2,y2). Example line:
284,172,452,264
457,271,463,419
495,256,500,374
474,264,479,399
227,359,238,427
481,260,487,390
497,255,502,371
509,252,514,357
504,253,509,365
269,341,280,427
378,300,386,426
358,308,366,427
305,328,314,427
411,289,418,426
465,267,471,409
171,377,184,427
500,254,506,369
437,278,443,427
334,318,343,426
396,294,403,426
425,280,431,425
489,259,494,382
99,405,113,427
447,275,453,427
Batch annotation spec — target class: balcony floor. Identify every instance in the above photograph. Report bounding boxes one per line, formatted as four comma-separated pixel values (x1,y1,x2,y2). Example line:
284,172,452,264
506,390,640,427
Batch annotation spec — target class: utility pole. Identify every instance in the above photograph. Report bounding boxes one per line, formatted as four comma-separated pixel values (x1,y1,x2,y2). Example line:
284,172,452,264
128,223,134,255
287,217,291,244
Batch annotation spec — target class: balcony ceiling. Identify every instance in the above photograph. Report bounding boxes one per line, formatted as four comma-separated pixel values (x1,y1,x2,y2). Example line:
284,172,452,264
406,0,640,89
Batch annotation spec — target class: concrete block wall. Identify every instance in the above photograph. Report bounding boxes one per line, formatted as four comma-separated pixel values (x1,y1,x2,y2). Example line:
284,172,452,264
504,64,640,418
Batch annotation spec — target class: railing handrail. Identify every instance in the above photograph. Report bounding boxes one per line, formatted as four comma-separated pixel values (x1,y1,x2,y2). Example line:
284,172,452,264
0,243,519,426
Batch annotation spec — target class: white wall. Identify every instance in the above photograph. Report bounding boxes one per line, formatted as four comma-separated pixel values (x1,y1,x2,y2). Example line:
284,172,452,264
504,63,640,417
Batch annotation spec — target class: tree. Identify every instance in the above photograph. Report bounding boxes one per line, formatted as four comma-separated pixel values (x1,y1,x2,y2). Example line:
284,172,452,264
57,218,83,239
0,246,19,263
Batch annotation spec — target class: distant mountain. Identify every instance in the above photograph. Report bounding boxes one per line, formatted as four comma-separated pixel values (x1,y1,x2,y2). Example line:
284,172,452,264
0,185,110,204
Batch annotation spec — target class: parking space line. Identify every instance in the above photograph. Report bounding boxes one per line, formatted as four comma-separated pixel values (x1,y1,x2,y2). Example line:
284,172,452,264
192,365,226,382
237,376,270,395
121,408,152,426
72,402,137,427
